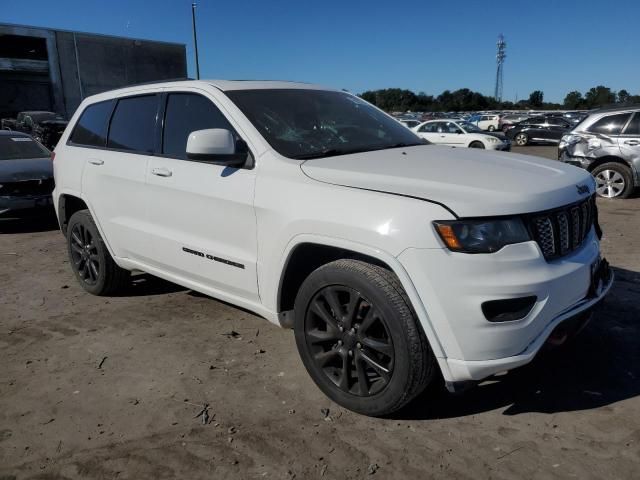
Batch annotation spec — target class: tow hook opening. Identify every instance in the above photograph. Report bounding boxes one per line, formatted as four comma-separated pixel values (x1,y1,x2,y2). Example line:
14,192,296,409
545,311,593,348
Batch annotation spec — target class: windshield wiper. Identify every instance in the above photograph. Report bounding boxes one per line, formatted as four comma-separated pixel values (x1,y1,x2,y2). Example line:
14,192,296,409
292,149,347,160
369,142,425,151
292,142,425,160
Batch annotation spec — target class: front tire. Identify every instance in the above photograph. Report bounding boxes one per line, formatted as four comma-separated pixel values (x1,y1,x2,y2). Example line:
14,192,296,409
469,141,485,149
294,259,436,416
515,133,529,146
487,125,496,132
592,162,634,199
67,210,130,295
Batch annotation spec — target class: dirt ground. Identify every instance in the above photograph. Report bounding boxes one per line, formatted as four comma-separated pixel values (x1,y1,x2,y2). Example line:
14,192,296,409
1,146,639,479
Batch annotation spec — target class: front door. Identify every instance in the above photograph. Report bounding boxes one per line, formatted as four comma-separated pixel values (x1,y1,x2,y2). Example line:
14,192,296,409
145,89,259,302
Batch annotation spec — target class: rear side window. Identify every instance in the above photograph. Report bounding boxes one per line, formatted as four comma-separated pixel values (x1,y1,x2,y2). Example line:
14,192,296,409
587,113,632,135
107,95,158,153
623,113,640,135
162,93,234,159
69,100,113,147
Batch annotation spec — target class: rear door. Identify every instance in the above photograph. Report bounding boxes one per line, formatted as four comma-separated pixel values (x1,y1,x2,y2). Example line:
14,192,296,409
77,94,159,261
144,88,259,301
546,117,571,142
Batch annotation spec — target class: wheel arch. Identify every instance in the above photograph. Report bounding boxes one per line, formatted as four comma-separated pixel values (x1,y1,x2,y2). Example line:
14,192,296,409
57,193,89,236
586,155,634,174
56,192,119,261
275,236,447,360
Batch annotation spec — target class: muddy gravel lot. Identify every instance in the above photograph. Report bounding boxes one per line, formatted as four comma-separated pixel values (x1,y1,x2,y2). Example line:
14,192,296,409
1,146,639,479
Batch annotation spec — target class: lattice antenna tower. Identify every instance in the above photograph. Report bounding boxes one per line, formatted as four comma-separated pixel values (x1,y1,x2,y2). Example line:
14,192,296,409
494,34,506,102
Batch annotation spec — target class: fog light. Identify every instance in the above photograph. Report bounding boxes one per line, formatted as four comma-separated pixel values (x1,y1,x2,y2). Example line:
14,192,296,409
481,296,537,322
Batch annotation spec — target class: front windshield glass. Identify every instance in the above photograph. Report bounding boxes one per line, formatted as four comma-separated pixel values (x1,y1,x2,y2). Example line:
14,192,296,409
459,122,482,133
226,89,427,159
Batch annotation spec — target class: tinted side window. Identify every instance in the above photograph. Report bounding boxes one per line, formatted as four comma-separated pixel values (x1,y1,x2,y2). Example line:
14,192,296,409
525,116,544,125
547,117,569,127
162,93,234,159
622,113,640,135
107,95,158,153
69,100,113,147
587,113,632,135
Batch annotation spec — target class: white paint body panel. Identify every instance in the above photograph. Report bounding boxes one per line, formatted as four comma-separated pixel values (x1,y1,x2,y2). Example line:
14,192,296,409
52,80,605,385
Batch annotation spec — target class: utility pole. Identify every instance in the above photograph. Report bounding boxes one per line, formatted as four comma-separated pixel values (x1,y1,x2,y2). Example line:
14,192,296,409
494,34,506,102
191,2,200,79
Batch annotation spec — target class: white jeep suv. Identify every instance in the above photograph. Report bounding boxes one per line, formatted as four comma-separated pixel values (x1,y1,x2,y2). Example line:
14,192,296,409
53,80,612,416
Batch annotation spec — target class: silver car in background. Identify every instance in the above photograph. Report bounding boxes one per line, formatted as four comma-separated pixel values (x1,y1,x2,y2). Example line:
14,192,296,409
558,107,640,198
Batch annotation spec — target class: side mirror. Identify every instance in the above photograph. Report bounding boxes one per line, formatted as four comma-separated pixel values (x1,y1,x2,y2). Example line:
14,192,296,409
186,128,248,167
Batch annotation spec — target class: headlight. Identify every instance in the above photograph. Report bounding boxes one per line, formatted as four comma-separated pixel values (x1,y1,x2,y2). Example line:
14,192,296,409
486,137,499,143
559,134,582,148
433,218,530,253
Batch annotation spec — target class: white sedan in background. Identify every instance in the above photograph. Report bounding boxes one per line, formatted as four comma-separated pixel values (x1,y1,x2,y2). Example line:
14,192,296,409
413,119,511,150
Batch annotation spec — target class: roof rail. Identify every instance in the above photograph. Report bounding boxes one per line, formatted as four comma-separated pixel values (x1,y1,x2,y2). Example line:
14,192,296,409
124,77,194,88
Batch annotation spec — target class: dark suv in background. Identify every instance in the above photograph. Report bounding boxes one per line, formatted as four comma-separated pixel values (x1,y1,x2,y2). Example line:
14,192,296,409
506,116,572,146
559,106,640,199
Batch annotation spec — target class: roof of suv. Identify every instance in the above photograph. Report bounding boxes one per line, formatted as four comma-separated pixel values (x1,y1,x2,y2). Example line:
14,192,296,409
83,79,339,104
588,104,640,114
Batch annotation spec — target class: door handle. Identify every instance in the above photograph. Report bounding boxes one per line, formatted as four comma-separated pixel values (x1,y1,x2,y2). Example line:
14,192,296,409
88,159,104,166
151,167,173,177
624,140,640,146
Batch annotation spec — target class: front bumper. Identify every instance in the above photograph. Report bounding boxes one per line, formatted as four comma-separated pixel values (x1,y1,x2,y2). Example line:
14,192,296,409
0,194,53,217
558,149,593,169
487,141,511,151
398,229,611,383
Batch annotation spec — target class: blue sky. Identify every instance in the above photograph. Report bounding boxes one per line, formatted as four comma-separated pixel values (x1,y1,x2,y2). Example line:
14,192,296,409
4,0,639,102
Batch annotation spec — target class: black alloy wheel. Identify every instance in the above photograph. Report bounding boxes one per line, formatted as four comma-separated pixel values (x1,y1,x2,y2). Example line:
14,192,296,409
294,259,435,416
69,222,100,286
304,285,394,396
66,210,130,295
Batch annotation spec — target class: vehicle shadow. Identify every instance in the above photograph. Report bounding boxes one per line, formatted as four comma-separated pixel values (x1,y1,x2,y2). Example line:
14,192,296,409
397,265,640,420
0,208,59,234
115,273,188,297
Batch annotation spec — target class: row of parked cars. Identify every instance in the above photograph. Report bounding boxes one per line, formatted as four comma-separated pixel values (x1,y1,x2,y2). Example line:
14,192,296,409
1,100,638,225
397,106,639,199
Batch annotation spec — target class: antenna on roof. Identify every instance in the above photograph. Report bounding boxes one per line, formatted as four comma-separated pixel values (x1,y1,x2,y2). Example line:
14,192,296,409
191,2,201,80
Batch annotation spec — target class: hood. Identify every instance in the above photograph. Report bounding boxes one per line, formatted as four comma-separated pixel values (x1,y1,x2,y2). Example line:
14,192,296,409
0,157,53,182
484,131,507,140
300,145,595,217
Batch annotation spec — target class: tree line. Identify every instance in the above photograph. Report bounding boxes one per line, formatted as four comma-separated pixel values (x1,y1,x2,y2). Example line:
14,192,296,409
358,86,640,112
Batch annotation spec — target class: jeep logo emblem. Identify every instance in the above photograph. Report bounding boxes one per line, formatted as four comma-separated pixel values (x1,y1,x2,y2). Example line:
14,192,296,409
576,184,589,195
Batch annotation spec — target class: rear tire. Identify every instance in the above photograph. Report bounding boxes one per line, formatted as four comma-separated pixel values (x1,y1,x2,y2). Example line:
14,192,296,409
67,210,130,295
515,133,529,146
487,125,496,132
592,162,634,199
469,141,485,149
294,259,436,416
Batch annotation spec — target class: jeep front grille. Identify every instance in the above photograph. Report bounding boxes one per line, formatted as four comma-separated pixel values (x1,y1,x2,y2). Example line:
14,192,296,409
527,196,596,260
